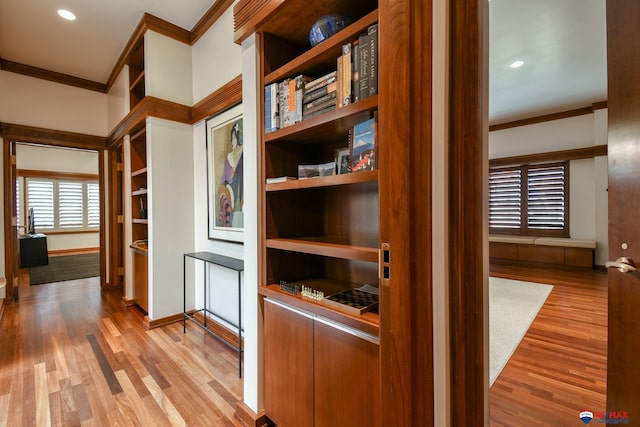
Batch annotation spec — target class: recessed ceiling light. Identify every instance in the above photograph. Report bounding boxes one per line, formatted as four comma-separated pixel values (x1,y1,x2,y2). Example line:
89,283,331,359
57,9,76,21
510,60,524,68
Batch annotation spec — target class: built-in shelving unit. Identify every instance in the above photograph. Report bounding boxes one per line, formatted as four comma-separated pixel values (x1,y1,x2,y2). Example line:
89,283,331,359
256,1,381,426
128,38,145,110
129,123,148,312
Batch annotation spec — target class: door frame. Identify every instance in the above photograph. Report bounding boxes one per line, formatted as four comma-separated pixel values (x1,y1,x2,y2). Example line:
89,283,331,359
0,123,108,294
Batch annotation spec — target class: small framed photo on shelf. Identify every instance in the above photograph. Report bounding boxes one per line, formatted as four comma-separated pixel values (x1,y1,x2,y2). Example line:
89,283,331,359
336,147,351,174
298,161,336,179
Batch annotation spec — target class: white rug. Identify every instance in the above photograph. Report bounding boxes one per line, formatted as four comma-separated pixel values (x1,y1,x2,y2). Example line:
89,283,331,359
490,277,553,387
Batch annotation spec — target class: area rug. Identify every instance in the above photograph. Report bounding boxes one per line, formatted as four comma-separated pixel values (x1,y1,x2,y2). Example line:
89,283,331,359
30,253,100,285
490,277,553,386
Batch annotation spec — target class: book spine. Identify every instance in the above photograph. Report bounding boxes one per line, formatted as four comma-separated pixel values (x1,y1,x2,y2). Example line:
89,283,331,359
293,75,311,124
352,40,360,102
358,32,371,100
303,81,337,103
336,55,343,108
264,85,272,133
368,23,378,97
342,43,352,106
303,91,337,112
305,71,337,92
304,91,337,111
288,79,297,125
303,103,337,120
270,83,279,130
279,79,291,127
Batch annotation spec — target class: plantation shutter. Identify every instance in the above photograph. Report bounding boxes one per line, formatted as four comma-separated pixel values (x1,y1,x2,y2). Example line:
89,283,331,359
489,167,522,230
16,179,20,227
27,179,55,229
87,182,100,228
58,180,84,228
527,163,566,231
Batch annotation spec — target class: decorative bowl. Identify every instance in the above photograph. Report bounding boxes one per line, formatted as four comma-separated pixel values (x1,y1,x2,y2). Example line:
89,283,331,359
309,14,354,47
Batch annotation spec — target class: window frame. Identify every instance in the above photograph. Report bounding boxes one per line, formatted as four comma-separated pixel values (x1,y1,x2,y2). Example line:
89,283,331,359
20,174,100,233
489,161,569,238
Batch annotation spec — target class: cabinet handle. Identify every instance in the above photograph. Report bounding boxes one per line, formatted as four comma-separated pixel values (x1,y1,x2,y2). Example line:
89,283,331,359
265,298,380,345
265,298,315,320
315,316,380,345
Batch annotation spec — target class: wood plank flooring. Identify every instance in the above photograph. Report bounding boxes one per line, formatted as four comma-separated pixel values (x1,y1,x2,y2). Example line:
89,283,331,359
0,277,244,426
0,264,607,426
489,264,608,427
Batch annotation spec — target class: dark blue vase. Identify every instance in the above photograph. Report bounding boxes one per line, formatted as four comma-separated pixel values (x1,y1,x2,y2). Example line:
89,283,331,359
309,14,354,47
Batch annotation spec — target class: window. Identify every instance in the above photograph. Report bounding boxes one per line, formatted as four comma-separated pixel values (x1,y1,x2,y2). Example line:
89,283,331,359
25,177,100,232
489,161,568,237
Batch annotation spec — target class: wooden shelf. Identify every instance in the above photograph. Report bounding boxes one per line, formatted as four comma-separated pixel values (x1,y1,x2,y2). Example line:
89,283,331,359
131,167,147,177
266,170,377,191
130,242,148,255
266,237,378,262
132,219,148,225
129,70,145,91
265,96,377,144
132,188,147,196
259,284,379,337
265,10,379,85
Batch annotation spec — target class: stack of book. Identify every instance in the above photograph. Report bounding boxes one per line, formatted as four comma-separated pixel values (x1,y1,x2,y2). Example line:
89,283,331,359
302,71,338,120
263,22,378,132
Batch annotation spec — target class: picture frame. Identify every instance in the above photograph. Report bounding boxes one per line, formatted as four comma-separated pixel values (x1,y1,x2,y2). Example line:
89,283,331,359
336,147,351,174
206,103,244,242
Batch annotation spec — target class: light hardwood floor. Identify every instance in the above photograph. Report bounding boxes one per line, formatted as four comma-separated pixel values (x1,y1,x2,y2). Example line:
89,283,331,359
0,276,244,426
490,264,608,427
0,265,607,426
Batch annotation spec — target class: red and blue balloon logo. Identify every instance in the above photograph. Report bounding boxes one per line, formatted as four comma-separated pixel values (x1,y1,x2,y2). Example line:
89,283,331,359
580,410,594,425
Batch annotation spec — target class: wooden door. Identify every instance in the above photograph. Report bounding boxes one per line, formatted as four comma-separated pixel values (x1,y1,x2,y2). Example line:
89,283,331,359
606,0,640,414
314,320,380,427
263,299,314,427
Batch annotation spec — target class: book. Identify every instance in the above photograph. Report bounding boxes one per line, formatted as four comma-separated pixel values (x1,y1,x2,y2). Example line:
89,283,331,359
368,23,378,97
358,32,371,100
266,176,298,184
336,54,343,108
278,79,292,127
264,83,279,132
342,43,352,106
305,71,337,92
303,91,337,112
352,40,361,102
303,103,337,120
351,117,376,172
292,74,312,124
303,81,338,103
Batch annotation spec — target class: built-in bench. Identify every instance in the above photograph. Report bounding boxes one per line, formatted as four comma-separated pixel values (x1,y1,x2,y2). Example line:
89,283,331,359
489,235,596,268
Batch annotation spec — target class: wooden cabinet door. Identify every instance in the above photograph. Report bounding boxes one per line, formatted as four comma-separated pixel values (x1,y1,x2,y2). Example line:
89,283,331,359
314,320,380,427
264,300,314,427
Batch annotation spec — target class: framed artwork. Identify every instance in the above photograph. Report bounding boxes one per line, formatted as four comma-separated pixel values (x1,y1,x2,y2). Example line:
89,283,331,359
206,103,244,242
336,147,351,174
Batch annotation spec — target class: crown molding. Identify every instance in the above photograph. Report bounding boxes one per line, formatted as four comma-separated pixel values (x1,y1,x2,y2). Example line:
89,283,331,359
0,123,107,150
489,101,608,132
0,58,107,93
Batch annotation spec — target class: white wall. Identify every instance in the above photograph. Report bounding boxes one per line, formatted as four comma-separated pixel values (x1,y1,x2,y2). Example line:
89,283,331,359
146,31,193,106
192,6,242,104
16,144,100,251
0,139,4,280
489,112,609,265
108,67,129,132
147,118,195,320
0,71,109,136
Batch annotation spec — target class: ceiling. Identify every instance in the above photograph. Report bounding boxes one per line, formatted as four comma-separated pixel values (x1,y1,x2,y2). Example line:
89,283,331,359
0,0,607,125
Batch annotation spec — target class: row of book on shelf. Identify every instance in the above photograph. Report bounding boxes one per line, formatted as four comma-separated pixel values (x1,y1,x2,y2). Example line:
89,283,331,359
265,23,378,133
266,113,376,184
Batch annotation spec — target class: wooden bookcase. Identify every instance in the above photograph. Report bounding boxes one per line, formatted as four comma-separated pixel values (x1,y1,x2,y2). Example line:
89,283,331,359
256,2,381,426
129,124,148,312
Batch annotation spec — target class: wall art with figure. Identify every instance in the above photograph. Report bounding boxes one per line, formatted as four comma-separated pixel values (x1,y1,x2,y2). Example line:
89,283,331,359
206,104,244,242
